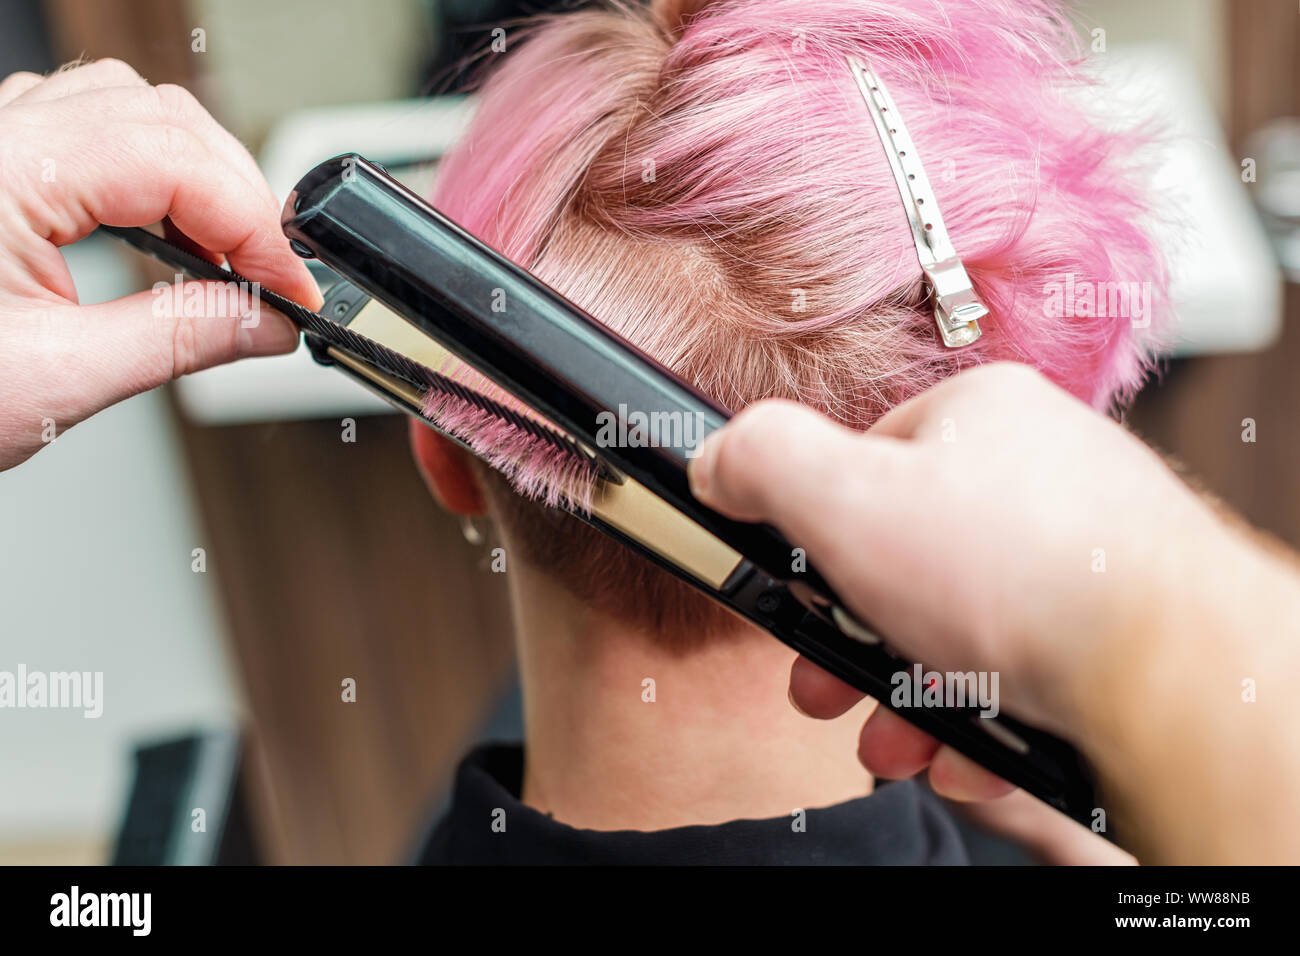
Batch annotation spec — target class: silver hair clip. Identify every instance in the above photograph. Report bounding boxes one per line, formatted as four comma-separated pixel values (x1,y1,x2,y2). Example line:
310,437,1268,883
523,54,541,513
848,56,986,348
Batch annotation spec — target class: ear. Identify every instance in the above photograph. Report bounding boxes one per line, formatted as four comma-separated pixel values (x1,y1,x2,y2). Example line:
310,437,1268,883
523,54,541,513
408,419,487,515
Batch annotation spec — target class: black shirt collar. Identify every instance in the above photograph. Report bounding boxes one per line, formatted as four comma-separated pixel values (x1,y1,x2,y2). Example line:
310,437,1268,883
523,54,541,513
420,743,969,865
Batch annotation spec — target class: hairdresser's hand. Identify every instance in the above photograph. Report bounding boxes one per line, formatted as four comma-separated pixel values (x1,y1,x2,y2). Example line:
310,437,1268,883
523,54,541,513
690,362,1300,862
0,61,320,471
690,362,1215,734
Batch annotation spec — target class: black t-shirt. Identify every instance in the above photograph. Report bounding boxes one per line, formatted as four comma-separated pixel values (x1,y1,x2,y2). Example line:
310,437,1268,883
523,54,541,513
419,743,969,865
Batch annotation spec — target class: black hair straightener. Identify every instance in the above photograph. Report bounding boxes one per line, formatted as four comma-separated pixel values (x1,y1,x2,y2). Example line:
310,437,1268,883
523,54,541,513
105,154,1107,833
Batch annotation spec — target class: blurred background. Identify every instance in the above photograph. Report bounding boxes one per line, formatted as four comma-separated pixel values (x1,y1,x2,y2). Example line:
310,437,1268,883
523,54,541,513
0,0,1296,864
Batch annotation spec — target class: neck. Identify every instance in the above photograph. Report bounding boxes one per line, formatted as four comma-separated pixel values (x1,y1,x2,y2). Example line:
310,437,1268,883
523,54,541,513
507,561,875,831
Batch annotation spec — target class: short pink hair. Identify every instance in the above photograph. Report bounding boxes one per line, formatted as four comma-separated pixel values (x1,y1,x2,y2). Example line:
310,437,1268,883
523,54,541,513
427,0,1170,637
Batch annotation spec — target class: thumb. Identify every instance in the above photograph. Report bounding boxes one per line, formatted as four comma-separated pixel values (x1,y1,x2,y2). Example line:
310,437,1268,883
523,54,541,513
77,279,300,406
687,399,915,572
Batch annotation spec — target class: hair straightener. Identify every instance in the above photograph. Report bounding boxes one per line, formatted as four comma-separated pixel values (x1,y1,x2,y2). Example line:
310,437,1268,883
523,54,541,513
104,154,1107,833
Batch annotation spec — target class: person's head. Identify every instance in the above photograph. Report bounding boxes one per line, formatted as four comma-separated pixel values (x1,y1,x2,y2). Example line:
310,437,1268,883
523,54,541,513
411,0,1168,650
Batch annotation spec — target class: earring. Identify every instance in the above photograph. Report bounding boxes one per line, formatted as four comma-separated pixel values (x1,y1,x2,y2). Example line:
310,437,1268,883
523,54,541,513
460,514,487,546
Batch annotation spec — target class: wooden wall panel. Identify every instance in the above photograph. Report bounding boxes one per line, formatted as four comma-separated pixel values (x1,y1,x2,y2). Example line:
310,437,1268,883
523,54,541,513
175,411,517,864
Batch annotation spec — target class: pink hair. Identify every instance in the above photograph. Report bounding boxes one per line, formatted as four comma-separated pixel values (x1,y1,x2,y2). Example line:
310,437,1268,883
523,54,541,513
428,0,1169,506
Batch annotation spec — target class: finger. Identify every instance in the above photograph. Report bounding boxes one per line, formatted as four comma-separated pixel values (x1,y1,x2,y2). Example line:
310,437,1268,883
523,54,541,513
926,743,1017,802
691,400,857,522
32,116,319,309
163,217,225,268
856,705,940,779
855,693,1018,797
689,398,912,537
688,400,920,624
7,78,282,262
37,82,281,217
73,281,300,409
869,361,1049,440
10,58,146,103
956,790,1136,865
107,82,279,212
0,71,43,106
864,368,976,440
789,655,865,719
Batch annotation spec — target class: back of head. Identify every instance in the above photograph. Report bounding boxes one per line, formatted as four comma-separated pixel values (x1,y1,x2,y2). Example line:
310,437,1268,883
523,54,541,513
429,0,1169,648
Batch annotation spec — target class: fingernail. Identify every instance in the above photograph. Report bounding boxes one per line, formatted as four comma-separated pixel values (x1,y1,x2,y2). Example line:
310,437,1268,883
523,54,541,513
688,432,720,503
788,684,811,718
238,309,300,357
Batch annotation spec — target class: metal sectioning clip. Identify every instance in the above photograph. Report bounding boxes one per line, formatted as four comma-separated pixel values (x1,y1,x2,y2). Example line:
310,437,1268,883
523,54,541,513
848,56,987,348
